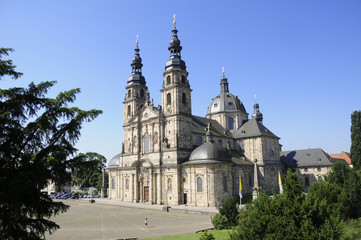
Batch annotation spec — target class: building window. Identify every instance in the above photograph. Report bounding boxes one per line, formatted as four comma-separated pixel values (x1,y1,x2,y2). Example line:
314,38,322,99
126,179,129,190
214,103,218,107
167,178,172,191
218,139,223,146
317,167,321,172
144,137,149,153
197,177,203,192
223,176,227,192
228,117,234,130
228,102,233,106
318,176,322,181
140,89,144,98
269,149,274,157
111,178,115,189
167,75,171,85
318,158,322,162
127,105,131,116
304,168,308,173
183,177,186,183
182,92,186,105
196,136,202,146
128,90,131,98
167,93,171,105
305,176,310,186
182,75,186,84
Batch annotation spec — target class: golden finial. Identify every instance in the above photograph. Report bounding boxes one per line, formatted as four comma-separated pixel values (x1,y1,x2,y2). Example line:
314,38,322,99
254,94,257,103
136,34,139,45
173,14,176,26
222,66,225,76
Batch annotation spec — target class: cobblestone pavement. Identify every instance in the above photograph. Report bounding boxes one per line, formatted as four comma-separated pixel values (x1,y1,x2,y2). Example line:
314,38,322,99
46,199,217,240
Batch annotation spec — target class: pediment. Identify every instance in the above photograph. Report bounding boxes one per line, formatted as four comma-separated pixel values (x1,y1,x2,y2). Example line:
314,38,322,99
127,105,160,124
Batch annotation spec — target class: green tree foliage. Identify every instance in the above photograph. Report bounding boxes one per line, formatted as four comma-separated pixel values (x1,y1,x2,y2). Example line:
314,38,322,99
198,230,215,240
229,170,343,240
72,152,106,190
351,111,361,170
0,48,102,239
326,162,361,219
217,196,239,228
341,218,361,240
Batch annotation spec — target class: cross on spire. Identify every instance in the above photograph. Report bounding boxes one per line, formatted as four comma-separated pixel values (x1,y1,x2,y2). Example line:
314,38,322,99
173,14,176,27
136,34,139,45
222,66,225,77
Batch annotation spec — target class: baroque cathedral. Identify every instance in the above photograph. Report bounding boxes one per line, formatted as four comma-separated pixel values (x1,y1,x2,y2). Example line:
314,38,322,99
108,20,331,207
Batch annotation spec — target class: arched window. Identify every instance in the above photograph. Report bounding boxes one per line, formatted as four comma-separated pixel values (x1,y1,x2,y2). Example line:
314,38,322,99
128,90,131,98
167,178,172,191
305,176,310,186
182,93,186,105
126,179,129,190
127,105,131,116
111,178,115,189
144,137,149,153
181,75,186,84
197,177,202,192
269,149,274,157
196,136,202,146
167,93,171,105
223,176,227,192
318,176,322,181
167,75,171,85
228,117,234,130
140,89,144,98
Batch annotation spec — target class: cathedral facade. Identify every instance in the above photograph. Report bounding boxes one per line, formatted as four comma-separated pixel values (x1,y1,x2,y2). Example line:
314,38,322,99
108,22,286,207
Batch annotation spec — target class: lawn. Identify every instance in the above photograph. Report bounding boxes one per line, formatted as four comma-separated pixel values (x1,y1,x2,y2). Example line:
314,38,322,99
140,230,230,240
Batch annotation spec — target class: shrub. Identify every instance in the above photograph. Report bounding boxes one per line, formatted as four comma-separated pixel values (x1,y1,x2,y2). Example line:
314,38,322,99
199,230,215,240
212,214,228,230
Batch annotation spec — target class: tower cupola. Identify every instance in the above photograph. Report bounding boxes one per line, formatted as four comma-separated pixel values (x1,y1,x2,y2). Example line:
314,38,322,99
165,14,186,71
128,35,146,86
252,96,263,123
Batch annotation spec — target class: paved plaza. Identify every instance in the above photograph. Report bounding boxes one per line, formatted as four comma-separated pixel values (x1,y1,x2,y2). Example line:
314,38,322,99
46,199,216,240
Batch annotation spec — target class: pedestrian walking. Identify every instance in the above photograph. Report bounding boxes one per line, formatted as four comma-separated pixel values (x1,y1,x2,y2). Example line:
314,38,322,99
144,218,148,227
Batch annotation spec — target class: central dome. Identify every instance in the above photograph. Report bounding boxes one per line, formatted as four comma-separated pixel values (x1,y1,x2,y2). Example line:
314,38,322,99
207,92,247,115
188,142,231,163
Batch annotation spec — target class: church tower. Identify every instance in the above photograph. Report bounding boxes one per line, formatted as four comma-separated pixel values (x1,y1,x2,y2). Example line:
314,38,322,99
123,37,149,123
161,16,192,116
160,16,193,163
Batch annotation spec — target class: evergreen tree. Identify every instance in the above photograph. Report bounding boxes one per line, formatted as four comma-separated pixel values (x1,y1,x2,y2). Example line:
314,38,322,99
351,111,361,169
0,48,102,239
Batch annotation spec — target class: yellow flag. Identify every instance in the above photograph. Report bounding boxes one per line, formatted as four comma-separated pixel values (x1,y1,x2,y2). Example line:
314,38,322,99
278,172,283,194
239,178,242,198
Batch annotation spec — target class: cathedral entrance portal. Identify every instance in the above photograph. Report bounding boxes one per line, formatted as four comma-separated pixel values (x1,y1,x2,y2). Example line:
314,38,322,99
144,186,149,202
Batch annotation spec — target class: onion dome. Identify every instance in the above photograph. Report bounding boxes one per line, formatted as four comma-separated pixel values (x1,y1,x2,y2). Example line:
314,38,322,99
108,153,120,168
186,123,231,164
207,71,247,115
165,15,186,71
128,36,146,86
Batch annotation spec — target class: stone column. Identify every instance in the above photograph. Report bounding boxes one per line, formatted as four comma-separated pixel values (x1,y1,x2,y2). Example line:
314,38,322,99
149,168,153,204
131,174,134,202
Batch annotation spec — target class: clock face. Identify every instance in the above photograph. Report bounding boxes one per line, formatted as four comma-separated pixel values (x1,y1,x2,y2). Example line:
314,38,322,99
166,105,172,113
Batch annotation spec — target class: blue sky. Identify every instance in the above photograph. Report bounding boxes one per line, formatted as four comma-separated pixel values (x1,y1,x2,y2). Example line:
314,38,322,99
1,0,361,163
